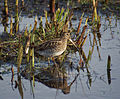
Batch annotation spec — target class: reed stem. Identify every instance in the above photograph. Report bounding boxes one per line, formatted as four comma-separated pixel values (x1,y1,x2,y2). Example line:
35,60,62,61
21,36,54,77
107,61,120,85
15,0,19,33
4,0,8,33
10,15,13,35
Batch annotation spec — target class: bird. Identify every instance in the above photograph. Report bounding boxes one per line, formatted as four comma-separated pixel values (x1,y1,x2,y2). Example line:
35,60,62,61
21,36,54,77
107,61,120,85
34,32,77,57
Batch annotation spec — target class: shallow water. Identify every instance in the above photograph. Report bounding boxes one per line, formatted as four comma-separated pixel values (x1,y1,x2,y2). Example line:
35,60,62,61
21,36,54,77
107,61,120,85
0,1,120,99
0,14,120,99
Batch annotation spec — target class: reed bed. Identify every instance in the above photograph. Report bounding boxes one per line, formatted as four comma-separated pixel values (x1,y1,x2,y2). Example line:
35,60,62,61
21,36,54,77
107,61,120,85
0,0,100,70
0,0,107,89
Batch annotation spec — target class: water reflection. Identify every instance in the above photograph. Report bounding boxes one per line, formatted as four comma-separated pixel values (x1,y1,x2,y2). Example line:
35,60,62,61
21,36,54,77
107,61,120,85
20,64,79,95
107,55,111,85
17,74,24,99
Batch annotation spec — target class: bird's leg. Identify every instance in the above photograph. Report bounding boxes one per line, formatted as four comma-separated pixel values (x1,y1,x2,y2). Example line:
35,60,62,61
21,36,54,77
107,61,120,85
52,57,58,67
51,57,60,76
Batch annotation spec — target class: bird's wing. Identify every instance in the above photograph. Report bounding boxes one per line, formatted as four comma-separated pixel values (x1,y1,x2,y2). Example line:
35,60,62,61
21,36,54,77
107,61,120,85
36,39,62,51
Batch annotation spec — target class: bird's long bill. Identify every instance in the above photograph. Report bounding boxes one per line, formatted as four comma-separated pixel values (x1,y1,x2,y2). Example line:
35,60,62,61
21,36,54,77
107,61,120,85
69,39,79,50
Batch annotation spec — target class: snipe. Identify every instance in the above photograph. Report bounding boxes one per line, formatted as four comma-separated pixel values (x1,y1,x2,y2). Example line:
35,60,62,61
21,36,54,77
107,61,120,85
35,32,77,57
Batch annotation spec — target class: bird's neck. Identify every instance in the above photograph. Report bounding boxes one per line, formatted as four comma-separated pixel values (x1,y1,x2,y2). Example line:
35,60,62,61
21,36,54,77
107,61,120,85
61,37,68,44
61,36,67,40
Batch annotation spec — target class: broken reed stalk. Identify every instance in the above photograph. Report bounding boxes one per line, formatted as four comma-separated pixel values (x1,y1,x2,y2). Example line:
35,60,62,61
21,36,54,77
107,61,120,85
24,25,30,55
10,15,13,35
30,16,37,68
77,17,88,47
26,25,32,63
26,35,30,63
33,75,35,87
24,24,28,37
29,24,32,33
93,31,101,59
91,30,100,59
31,34,35,68
39,16,45,40
105,0,108,4
93,0,98,22
80,29,89,47
96,21,101,46
86,48,92,66
4,0,8,33
32,16,37,33
11,66,14,84
22,0,24,7
79,48,87,63
15,0,19,33
31,17,37,86
17,44,23,73
4,0,8,15
76,18,82,34
77,25,87,46
29,32,35,87
91,34,95,54
45,10,48,24
76,13,84,35
49,0,55,21
96,45,101,59
17,75,23,99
